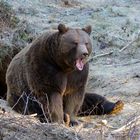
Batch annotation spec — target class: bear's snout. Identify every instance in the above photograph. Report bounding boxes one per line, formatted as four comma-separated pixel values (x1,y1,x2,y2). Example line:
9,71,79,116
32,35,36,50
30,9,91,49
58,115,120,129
77,44,89,59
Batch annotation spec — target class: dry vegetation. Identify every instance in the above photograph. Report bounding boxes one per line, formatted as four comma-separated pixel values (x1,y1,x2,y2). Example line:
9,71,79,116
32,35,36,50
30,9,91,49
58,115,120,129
0,99,140,140
0,1,35,98
0,0,140,139
0,1,19,30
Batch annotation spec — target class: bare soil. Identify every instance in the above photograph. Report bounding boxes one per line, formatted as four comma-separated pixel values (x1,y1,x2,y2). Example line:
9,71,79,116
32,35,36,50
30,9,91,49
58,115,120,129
0,0,140,139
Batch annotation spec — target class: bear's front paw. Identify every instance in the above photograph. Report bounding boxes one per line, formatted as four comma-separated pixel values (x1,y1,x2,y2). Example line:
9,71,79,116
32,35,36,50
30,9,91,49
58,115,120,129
69,119,79,126
64,113,80,127
109,100,124,115
64,113,70,127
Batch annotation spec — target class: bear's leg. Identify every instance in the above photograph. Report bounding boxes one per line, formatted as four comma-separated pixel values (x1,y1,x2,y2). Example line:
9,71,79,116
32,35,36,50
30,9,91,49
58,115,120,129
7,88,39,115
37,93,64,124
7,91,29,114
63,89,85,126
78,93,124,116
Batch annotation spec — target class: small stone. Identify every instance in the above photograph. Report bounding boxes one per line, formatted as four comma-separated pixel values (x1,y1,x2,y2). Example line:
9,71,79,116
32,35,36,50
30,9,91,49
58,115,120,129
101,120,107,125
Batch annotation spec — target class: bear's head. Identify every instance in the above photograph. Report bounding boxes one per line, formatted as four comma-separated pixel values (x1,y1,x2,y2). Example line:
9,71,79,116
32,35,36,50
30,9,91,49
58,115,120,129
58,24,92,72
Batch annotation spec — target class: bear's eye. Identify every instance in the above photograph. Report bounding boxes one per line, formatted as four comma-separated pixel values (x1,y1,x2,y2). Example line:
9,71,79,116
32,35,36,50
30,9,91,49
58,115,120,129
85,42,88,45
72,41,78,46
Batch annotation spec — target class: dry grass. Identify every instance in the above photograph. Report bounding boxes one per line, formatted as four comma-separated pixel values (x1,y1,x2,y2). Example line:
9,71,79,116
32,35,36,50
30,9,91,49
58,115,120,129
0,1,35,97
0,108,81,140
0,1,21,95
0,99,140,140
0,1,19,31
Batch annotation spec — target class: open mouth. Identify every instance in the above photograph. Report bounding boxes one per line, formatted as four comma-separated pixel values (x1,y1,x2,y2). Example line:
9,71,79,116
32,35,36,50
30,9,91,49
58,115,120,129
76,58,85,71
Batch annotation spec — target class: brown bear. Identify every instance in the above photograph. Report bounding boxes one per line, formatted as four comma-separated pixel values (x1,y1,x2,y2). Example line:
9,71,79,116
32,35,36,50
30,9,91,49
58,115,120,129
6,24,123,125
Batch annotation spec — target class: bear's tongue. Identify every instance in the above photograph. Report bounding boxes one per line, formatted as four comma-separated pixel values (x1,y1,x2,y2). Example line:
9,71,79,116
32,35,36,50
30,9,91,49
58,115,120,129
76,59,84,71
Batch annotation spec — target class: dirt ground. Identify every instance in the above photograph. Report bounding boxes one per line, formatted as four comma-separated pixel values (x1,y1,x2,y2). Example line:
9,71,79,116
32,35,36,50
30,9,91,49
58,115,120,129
0,0,140,139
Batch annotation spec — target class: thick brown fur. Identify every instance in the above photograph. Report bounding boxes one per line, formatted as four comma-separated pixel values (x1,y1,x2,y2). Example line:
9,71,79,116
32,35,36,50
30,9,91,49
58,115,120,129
6,24,92,124
78,93,124,116
6,24,124,126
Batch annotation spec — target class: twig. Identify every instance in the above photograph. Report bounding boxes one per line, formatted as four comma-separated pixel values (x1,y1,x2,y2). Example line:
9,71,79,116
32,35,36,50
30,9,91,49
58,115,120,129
89,34,140,61
119,31,140,52
11,92,24,110
93,51,113,59
111,115,140,134
23,93,29,115
34,97,49,123
89,51,113,62
29,113,37,117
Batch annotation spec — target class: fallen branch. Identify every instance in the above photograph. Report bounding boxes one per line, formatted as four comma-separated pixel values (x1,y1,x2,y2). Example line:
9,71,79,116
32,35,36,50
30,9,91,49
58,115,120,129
119,31,140,52
89,51,113,62
93,51,114,59
89,34,140,61
111,115,140,134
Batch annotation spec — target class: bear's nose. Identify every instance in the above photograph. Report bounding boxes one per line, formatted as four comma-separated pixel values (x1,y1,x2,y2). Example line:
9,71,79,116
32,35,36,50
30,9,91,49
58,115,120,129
82,52,89,58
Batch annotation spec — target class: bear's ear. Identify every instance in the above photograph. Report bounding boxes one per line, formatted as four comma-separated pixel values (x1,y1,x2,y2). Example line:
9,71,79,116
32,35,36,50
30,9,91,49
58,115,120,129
58,24,68,34
82,25,92,35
